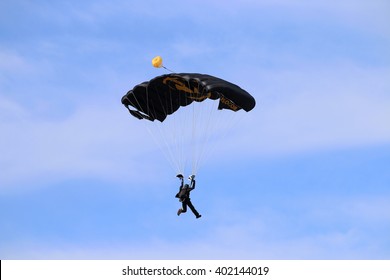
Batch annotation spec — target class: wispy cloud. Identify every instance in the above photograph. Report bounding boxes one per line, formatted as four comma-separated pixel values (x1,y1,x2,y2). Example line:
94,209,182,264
0,49,32,74
0,96,164,192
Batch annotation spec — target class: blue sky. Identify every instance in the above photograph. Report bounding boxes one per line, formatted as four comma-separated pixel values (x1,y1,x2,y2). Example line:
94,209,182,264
1,0,389,259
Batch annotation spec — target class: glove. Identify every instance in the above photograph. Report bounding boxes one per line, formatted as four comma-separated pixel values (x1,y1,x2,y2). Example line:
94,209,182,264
176,174,183,179
188,175,195,180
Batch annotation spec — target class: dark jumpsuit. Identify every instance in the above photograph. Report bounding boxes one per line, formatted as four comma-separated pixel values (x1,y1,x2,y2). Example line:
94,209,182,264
176,179,201,218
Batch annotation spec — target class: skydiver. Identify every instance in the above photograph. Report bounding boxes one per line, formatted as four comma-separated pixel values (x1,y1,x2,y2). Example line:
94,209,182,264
175,174,201,219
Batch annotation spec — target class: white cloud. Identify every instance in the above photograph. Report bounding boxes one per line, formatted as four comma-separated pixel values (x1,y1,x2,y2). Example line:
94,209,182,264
206,62,390,160
0,96,165,192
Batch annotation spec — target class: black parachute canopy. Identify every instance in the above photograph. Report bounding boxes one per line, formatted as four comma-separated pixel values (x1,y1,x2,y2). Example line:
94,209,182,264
121,73,256,122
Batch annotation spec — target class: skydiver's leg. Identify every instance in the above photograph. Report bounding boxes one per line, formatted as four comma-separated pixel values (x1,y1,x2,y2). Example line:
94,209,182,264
177,202,186,216
181,201,187,213
186,199,200,218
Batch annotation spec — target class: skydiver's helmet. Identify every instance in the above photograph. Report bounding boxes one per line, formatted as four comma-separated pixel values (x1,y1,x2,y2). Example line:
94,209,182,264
184,184,189,189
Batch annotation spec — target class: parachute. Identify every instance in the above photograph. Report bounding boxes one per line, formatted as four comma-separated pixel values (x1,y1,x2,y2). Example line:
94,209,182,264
121,73,255,122
121,72,256,175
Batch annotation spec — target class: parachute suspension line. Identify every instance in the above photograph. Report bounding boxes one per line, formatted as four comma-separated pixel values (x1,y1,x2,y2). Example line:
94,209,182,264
144,86,181,174
153,88,183,174
188,79,205,176
191,101,200,175
162,87,178,171
191,98,197,175
192,98,218,174
194,101,217,174
171,88,185,176
144,85,190,176
185,80,212,175
179,84,193,176
144,123,181,173
182,89,192,175
193,97,245,175
191,84,208,175
126,87,245,177
179,88,192,176
123,86,178,173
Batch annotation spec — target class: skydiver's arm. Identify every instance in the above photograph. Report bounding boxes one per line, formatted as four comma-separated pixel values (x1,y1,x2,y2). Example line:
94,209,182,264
189,179,196,190
175,178,184,198
179,178,184,190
